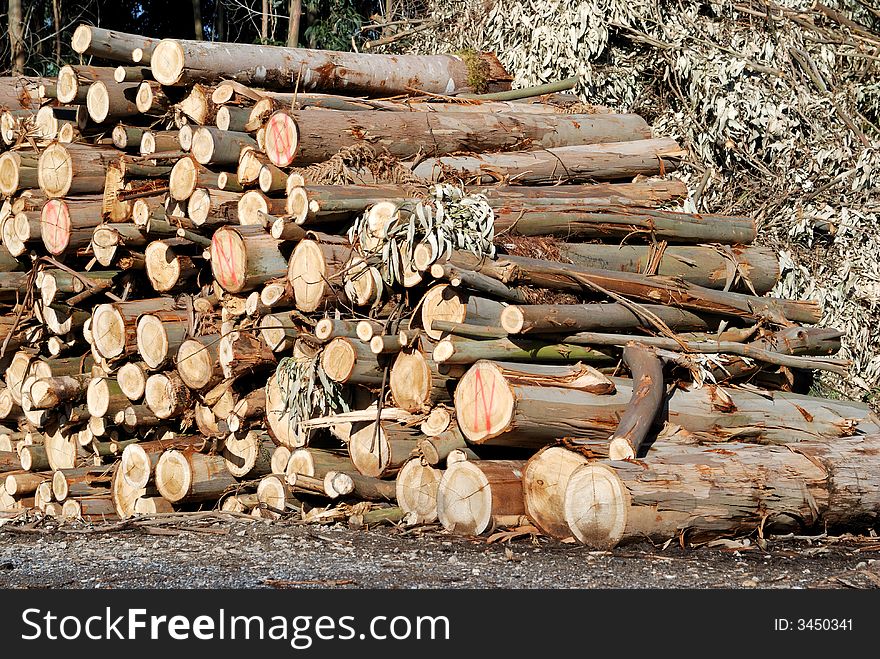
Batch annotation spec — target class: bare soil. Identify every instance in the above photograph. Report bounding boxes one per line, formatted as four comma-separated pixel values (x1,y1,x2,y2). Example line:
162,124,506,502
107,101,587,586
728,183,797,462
1,518,878,589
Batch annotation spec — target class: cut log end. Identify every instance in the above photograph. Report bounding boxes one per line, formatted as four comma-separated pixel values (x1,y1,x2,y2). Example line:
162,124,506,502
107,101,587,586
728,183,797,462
264,111,299,167
522,446,589,539
563,463,631,548
86,81,111,124
499,306,525,334
321,338,357,383
120,443,152,489
395,458,441,523
437,461,492,535
453,361,515,443
151,39,186,86
154,450,191,503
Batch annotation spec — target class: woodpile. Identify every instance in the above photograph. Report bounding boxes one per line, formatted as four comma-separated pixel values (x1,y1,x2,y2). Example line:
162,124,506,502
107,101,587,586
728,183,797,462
0,26,878,547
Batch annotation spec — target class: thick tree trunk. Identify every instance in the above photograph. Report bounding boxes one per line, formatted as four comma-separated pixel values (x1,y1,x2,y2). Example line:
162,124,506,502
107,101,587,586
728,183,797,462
437,460,527,534
413,139,684,184
211,225,287,293
155,449,236,503
563,435,880,548
264,108,650,167
395,458,442,523
150,38,511,95
454,360,879,449
38,145,117,198
348,421,420,478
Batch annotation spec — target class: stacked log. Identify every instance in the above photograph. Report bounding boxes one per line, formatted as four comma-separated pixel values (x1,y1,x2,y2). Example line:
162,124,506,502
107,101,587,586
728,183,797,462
0,25,876,551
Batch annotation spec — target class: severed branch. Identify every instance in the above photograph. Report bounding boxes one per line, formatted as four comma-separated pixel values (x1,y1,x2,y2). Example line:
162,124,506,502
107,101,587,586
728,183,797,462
605,343,665,460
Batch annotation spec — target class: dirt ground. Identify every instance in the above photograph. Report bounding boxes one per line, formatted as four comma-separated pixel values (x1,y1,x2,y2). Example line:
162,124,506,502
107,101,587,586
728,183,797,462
0,516,878,589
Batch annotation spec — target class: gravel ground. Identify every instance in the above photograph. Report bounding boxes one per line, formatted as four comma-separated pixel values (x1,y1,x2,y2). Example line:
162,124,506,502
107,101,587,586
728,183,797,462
1,518,878,589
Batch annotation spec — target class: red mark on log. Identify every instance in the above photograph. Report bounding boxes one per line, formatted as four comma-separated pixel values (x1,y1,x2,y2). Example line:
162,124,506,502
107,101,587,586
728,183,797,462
213,231,240,289
269,114,294,166
44,200,69,254
472,367,496,434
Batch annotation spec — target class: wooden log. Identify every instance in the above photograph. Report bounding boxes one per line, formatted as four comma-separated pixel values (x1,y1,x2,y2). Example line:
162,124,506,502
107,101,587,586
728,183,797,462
256,474,298,517
413,139,684,184
389,347,455,412
114,65,152,83
286,448,353,480
28,375,89,409
521,445,591,539
237,147,273,187
264,108,649,167
395,458,442,523
0,151,39,197
0,450,21,471
259,312,299,352
321,337,384,386
454,360,878,449
19,444,50,471
155,449,237,503
144,239,199,293
71,25,160,63
329,470,396,501
119,435,207,489
500,302,712,335
176,335,222,390
91,298,179,360
188,188,241,227
6,471,51,497
473,253,822,325
149,38,511,95
55,65,116,104
86,81,141,123
39,196,102,256
169,155,223,201
135,81,180,114
38,144,117,198
420,407,453,437
563,435,880,548
417,428,468,466
237,190,288,226
90,223,142,265
218,331,277,380
216,105,251,132
211,225,288,294
61,495,119,521
112,124,146,150
222,430,273,479
419,284,505,342
437,460,526,534
118,405,162,431
560,244,779,293
177,84,217,125
86,377,128,418
140,130,180,155
134,496,174,514
348,421,420,478
191,127,256,166
144,371,194,419
110,463,147,519
135,310,191,370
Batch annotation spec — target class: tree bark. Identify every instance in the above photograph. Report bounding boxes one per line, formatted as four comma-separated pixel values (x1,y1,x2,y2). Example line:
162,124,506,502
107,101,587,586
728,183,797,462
211,225,288,293
150,38,511,95
437,460,526,534
71,25,161,62
454,360,879,449
287,0,302,47
264,108,649,167
500,302,713,335
607,344,665,460
563,435,880,548
8,0,25,75
413,139,683,184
